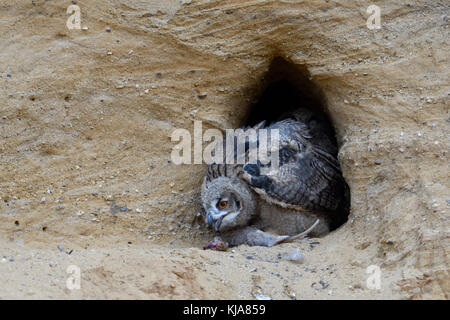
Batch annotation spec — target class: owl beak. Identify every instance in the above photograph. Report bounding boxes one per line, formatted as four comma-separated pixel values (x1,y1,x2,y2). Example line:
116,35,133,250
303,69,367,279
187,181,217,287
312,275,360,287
207,211,223,231
213,216,223,231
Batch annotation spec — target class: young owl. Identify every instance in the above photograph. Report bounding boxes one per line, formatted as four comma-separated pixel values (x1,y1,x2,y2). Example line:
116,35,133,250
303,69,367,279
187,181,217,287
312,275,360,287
201,109,350,247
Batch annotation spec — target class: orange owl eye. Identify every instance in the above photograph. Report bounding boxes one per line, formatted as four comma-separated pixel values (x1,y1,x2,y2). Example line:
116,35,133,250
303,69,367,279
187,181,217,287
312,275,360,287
217,201,228,209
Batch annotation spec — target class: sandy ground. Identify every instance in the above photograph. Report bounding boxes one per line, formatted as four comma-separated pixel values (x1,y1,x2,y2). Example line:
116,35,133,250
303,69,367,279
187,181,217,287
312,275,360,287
0,0,448,299
0,233,398,299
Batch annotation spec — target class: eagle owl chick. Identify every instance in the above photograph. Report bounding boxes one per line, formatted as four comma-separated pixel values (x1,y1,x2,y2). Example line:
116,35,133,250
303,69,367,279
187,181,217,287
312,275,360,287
201,109,350,247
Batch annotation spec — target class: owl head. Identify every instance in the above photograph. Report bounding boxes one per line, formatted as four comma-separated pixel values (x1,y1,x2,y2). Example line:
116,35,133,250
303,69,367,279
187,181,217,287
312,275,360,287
201,176,256,232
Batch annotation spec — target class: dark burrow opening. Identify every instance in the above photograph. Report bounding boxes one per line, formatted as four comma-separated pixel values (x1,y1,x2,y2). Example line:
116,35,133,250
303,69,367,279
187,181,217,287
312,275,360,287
243,57,350,230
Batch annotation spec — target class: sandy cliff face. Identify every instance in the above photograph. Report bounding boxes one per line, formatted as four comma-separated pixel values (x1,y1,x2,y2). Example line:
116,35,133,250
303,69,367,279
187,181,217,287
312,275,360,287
0,0,448,299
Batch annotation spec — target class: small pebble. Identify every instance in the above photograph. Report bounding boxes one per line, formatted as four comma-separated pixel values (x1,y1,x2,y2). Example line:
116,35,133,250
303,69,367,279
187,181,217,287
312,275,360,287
254,293,272,300
57,245,64,252
281,249,305,264
374,160,382,165
319,280,329,289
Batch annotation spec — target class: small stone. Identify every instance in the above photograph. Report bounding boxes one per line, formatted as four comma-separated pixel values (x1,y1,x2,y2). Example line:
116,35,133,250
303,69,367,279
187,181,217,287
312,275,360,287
374,160,382,165
136,208,142,213
319,280,329,289
344,99,349,104
105,27,111,32
40,197,46,203
198,93,207,99
120,206,128,211
57,245,64,252
281,249,305,264
82,26,88,31
254,292,272,300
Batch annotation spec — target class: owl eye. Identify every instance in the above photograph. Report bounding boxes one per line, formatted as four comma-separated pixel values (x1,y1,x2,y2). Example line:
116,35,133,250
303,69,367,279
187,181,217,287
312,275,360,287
217,201,228,209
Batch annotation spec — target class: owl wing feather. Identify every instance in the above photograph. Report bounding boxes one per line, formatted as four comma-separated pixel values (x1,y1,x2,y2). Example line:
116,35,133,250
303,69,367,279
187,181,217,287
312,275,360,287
204,117,350,221
242,119,350,216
